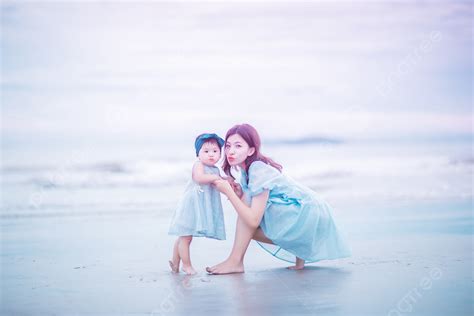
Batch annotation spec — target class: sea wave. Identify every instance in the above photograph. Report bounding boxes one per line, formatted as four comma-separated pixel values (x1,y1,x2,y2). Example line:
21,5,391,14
3,159,193,189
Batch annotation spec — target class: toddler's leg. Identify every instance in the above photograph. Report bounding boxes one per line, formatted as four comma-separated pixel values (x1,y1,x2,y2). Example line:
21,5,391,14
178,236,196,275
287,257,305,270
169,238,180,273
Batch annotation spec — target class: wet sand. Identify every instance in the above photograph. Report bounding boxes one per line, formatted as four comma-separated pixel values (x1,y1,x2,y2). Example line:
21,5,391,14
1,206,472,315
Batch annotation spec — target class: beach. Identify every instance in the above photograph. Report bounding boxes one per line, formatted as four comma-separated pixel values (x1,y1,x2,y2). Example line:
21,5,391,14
1,195,472,315
1,136,473,315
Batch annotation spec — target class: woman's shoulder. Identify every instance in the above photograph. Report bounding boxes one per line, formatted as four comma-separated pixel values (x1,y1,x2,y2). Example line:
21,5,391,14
247,160,282,195
249,160,266,169
249,160,280,175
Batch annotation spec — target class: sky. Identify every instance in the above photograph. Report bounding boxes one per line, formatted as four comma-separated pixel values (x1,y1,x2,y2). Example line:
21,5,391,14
1,1,472,146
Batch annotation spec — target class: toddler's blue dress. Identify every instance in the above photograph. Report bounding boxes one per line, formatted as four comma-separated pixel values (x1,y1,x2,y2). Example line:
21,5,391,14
168,164,225,240
240,161,351,263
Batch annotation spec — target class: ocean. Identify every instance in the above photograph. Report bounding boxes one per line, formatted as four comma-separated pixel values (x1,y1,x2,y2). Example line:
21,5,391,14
2,136,472,237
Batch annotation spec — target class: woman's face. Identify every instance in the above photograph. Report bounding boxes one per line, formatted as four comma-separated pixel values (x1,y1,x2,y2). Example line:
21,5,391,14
225,134,255,167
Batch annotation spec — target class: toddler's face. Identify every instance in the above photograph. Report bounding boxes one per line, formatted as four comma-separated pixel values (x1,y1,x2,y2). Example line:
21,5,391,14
198,141,221,166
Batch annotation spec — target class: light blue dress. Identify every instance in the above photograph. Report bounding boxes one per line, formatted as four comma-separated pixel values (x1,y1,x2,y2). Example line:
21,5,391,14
240,161,351,263
168,164,226,240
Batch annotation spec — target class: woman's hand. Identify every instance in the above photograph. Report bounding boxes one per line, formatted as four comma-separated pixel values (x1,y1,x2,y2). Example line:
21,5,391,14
230,182,243,199
213,179,234,196
219,177,243,198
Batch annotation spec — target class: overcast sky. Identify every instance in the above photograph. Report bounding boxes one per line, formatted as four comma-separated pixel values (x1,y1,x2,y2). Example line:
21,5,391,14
1,1,472,145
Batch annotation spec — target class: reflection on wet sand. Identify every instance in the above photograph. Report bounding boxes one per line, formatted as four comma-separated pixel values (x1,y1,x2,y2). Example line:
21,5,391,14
163,266,351,316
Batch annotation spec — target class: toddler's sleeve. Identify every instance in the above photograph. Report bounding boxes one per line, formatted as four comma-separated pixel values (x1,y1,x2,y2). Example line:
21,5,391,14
248,161,281,197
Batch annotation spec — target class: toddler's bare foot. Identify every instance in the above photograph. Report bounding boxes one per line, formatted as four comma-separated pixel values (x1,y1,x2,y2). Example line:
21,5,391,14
181,264,197,275
169,260,179,273
206,259,244,275
287,257,305,270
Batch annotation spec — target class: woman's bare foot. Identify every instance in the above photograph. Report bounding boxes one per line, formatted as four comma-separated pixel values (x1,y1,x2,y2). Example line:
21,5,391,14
169,260,179,273
181,264,197,275
206,259,244,275
287,257,305,270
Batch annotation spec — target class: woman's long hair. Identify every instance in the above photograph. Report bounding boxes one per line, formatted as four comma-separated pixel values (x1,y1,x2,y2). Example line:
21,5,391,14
222,123,282,180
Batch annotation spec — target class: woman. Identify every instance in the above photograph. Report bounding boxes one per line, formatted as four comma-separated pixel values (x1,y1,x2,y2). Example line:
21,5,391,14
206,123,351,274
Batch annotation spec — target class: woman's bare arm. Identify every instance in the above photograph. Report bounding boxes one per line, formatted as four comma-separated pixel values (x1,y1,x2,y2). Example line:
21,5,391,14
214,179,268,228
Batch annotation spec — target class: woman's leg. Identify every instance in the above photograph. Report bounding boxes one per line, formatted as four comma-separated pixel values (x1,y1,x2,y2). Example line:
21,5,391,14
287,257,305,270
253,228,274,244
178,236,196,275
254,228,305,270
169,238,180,273
206,216,256,274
